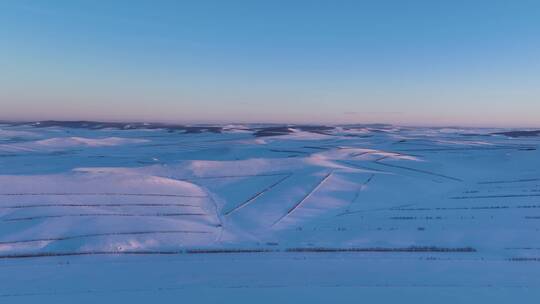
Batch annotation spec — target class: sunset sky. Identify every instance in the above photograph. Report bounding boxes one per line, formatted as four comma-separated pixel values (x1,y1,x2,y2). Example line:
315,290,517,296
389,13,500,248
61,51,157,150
1,0,539,127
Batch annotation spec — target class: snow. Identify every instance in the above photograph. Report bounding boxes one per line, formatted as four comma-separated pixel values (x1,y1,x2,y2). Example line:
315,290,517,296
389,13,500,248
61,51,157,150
0,137,148,153
0,128,40,139
0,123,539,302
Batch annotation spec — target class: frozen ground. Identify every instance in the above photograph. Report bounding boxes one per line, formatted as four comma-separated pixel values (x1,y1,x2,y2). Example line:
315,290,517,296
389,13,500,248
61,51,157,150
1,121,539,303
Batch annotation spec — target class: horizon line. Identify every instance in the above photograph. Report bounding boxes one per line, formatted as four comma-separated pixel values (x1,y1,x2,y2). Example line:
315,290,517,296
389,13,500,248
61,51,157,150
1,119,539,130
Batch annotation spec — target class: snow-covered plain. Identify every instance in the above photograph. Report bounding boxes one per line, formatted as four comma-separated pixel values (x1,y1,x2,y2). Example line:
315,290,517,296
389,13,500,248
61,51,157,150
1,122,540,303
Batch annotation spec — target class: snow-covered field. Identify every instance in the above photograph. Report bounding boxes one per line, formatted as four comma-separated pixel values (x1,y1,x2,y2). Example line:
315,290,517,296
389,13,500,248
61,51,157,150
1,121,539,303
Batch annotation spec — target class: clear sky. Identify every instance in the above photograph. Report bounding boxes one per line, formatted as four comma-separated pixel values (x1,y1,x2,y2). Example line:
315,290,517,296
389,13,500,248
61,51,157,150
1,0,539,127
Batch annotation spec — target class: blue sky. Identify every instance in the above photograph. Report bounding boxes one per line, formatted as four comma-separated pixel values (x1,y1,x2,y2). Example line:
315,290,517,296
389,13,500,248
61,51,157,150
1,0,539,127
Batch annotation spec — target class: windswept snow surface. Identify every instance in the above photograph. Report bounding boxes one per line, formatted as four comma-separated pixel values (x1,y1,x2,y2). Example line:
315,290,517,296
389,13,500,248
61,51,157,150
0,122,539,303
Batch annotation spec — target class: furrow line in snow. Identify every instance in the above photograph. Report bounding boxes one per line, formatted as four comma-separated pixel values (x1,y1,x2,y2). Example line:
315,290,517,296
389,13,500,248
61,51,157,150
0,203,200,209
478,178,540,185
224,173,292,216
181,172,291,180
0,246,478,259
338,174,376,216
372,161,463,182
0,230,213,245
451,194,540,199
272,172,333,226
3,213,207,222
0,193,207,198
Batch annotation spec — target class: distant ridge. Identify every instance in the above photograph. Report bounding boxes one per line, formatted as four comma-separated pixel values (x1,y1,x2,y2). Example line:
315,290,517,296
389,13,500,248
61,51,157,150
15,120,224,134
1,120,395,137
10,121,530,138
493,130,540,138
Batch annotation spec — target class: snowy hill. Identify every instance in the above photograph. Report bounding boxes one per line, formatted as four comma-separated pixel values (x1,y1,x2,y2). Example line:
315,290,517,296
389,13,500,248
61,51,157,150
0,122,539,303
